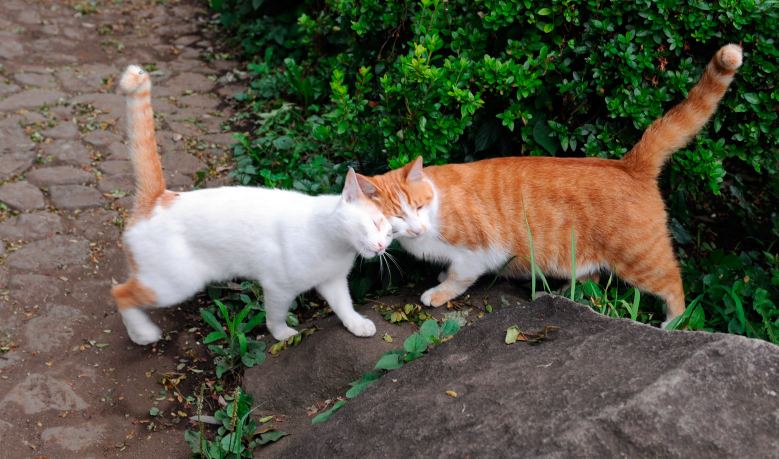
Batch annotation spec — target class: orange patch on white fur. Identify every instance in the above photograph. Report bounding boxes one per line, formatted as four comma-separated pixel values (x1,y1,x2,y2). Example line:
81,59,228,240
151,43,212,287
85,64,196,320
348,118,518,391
111,278,156,310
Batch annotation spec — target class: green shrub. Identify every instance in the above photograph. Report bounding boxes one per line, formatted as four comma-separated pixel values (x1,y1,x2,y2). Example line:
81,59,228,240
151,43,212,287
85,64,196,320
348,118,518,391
212,0,779,343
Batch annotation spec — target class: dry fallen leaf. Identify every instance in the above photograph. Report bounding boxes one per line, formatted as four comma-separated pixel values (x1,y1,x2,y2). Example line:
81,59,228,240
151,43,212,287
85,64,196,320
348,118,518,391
446,390,457,398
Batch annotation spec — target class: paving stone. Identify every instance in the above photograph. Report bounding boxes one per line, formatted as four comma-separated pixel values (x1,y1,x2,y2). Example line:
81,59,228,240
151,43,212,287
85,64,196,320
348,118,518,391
165,72,216,93
0,83,21,96
84,129,122,147
72,208,122,241
16,9,40,25
162,151,206,175
18,111,47,125
97,173,133,194
58,69,95,93
9,274,65,305
70,93,125,118
41,139,92,167
152,98,177,114
0,151,36,181
0,182,45,211
0,125,36,153
98,160,132,176
173,35,200,46
27,166,96,187
13,71,58,88
0,89,67,111
0,32,24,60
0,213,66,241
164,170,193,189
23,303,86,352
0,373,89,414
203,132,237,146
41,122,80,140
217,85,248,99
107,141,130,160
6,236,89,272
168,120,201,137
169,107,201,121
178,94,220,108
156,130,177,153
48,185,105,210
41,424,107,452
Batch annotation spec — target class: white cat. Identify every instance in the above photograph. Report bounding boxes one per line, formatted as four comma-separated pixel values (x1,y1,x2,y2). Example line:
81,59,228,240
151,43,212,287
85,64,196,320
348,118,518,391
113,65,392,345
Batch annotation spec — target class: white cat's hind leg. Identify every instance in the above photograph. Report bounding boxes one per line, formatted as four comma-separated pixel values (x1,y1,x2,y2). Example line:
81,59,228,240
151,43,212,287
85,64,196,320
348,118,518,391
112,279,162,345
120,308,162,345
316,278,376,337
263,290,299,341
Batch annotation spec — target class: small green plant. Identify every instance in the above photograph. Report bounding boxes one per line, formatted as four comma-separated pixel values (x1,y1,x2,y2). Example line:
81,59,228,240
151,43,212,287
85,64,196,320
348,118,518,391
312,319,461,425
186,386,287,458
201,300,267,378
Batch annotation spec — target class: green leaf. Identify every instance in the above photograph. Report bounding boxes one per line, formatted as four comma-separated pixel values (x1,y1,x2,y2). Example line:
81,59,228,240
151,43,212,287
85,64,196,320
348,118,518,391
669,218,692,244
272,136,294,150
374,353,404,370
419,320,441,344
474,119,502,152
311,400,346,424
403,334,428,353
238,333,248,357
538,7,552,15
505,325,521,344
346,380,376,398
240,312,266,334
440,320,460,338
532,122,559,155
256,430,289,445
221,433,245,454
203,331,226,343
742,93,760,105
201,309,224,334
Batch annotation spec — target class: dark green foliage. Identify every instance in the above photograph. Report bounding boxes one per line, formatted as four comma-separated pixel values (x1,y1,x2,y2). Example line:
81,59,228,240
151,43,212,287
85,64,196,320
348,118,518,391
214,0,778,343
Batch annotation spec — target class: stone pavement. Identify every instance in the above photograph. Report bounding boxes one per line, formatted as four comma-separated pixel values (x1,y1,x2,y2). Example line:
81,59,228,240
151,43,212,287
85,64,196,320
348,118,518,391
0,0,245,457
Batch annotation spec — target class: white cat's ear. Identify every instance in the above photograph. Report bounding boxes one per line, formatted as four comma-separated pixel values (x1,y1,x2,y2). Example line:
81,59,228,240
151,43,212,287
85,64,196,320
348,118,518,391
406,156,425,183
342,168,365,204
355,174,378,198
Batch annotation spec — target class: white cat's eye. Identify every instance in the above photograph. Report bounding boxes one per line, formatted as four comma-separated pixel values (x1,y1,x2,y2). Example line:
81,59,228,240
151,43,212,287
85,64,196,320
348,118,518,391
374,220,381,231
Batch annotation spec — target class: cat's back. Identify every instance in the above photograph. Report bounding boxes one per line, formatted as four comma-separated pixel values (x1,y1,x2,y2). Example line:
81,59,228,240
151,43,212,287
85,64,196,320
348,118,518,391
171,185,333,217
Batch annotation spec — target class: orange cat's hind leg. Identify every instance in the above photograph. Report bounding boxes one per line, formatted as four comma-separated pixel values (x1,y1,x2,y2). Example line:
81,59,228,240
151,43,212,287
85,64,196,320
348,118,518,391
112,278,163,345
613,240,686,329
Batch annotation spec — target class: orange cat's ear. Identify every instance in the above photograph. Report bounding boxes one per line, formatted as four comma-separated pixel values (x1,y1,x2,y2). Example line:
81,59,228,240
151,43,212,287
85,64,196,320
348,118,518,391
342,168,365,203
355,174,379,199
405,156,425,183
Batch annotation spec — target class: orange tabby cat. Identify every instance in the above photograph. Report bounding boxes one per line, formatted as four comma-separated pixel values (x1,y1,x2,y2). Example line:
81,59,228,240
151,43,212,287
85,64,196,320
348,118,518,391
356,44,742,328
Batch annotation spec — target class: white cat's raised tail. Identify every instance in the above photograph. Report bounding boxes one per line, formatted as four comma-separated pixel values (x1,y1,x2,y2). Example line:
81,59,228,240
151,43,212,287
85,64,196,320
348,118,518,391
113,65,392,344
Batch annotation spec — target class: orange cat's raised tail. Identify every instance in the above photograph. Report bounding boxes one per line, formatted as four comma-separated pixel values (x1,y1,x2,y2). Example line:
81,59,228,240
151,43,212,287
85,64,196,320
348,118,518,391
622,44,743,178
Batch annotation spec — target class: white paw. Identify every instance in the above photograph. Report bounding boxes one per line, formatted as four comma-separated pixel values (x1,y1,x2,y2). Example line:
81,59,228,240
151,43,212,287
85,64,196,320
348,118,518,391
127,322,162,345
270,327,299,342
421,288,434,306
437,271,448,283
344,317,376,337
660,318,673,330
121,308,162,345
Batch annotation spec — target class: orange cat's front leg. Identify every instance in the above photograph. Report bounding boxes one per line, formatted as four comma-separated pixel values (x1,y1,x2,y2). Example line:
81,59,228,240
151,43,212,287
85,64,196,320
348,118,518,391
421,270,477,307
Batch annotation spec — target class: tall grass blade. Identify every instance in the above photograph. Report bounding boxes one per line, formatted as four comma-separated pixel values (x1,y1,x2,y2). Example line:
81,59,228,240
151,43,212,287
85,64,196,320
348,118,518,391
487,255,518,291
521,193,536,300
570,223,576,301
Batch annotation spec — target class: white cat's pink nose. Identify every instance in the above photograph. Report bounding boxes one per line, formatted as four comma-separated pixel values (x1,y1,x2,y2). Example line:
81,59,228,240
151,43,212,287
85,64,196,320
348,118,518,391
377,241,387,250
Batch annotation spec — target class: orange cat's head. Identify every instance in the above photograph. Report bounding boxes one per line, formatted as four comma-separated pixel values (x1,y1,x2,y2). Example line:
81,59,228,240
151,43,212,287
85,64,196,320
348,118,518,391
356,156,436,239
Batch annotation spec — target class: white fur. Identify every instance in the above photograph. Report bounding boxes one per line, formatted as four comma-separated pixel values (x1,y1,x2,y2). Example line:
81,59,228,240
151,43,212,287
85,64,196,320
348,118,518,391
122,179,391,343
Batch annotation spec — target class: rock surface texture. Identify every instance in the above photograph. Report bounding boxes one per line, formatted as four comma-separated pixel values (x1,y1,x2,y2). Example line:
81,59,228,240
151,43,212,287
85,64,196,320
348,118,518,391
0,0,243,456
275,296,779,459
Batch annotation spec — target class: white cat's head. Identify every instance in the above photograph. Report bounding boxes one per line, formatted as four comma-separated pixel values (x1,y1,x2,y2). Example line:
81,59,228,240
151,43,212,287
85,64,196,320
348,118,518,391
339,168,393,258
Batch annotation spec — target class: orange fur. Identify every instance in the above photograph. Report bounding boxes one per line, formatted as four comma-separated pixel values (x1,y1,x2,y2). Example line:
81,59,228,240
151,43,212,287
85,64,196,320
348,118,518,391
359,45,742,325
113,65,174,310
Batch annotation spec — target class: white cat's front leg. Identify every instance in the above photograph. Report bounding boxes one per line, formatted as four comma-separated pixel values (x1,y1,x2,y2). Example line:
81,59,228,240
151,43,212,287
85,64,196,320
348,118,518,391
120,308,162,345
316,278,376,337
263,290,299,341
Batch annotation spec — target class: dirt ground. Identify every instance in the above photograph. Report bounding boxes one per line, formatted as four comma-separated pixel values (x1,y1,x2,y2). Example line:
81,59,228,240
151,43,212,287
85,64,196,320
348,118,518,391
0,0,246,456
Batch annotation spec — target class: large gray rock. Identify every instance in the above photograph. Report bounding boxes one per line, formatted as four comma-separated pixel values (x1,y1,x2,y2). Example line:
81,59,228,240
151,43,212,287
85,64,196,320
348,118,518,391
277,296,779,459
0,89,67,111
0,182,45,211
27,166,96,187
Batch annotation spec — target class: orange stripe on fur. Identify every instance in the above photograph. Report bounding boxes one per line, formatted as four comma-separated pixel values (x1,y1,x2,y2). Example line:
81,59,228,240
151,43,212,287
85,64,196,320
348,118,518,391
112,278,156,310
